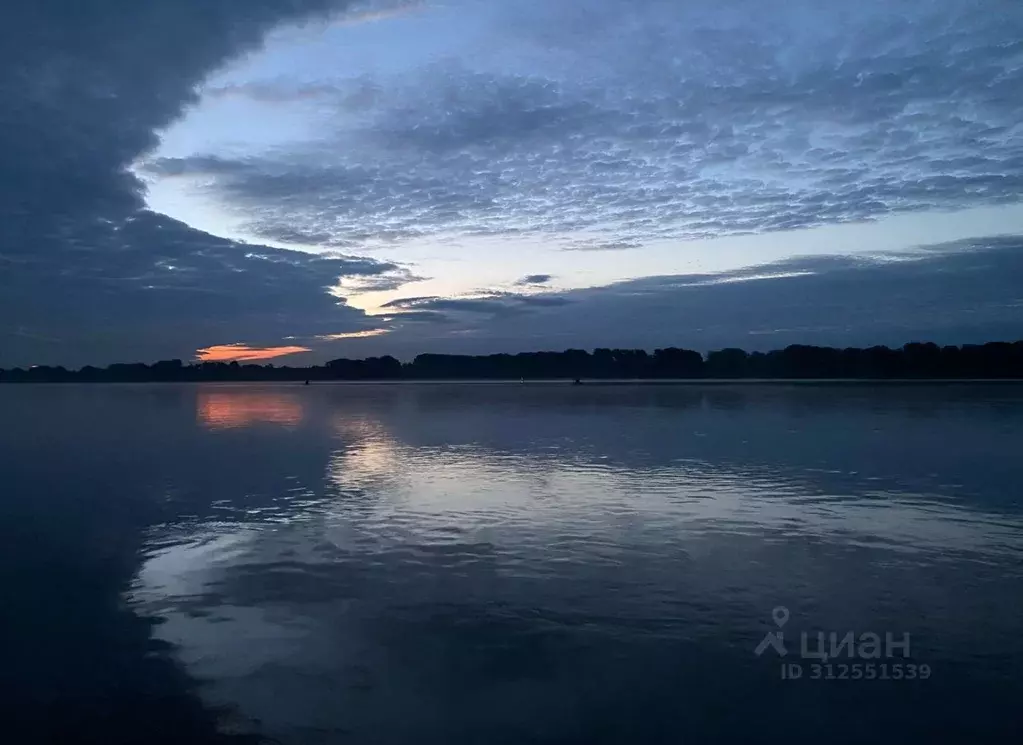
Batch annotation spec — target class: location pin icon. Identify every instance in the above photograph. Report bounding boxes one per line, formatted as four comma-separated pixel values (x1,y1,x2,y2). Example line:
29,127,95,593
772,606,790,628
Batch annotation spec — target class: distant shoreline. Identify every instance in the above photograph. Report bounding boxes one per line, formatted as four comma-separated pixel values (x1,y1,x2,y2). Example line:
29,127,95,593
4,341,1022,383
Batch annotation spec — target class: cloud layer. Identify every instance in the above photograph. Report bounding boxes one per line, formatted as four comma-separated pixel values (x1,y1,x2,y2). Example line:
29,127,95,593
150,0,1023,250
366,235,1023,354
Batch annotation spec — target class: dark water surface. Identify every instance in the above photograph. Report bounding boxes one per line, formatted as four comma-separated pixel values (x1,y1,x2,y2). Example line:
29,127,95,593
1,383,1021,744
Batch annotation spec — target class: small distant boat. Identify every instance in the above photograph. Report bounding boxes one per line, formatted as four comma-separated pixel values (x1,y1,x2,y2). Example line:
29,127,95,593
304,380,310,386
572,378,583,386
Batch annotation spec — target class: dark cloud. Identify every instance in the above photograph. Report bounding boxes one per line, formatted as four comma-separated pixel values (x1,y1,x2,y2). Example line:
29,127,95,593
0,210,401,366
515,274,553,286
1,0,353,227
379,310,454,325
412,235,1023,353
0,2,433,366
0,0,420,367
383,291,572,318
513,294,572,308
154,0,1023,249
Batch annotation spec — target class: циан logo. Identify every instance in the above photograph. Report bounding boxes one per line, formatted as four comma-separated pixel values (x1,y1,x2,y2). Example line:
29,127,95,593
754,605,931,681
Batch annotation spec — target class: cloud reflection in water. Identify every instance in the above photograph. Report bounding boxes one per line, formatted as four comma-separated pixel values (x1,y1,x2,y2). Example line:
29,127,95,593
124,383,1023,743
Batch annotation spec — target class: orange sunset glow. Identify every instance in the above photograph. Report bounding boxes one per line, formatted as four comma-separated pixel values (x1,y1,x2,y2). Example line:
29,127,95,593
195,343,312,362
197,390,305,429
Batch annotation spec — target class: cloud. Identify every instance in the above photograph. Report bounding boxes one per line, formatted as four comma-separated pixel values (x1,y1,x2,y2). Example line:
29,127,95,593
381,292,571,318
451,235,1023,352
335,266,428,293
315,329,390,340
1,0,353,226
0,0,423,367
327,0,424,28
0,210,406,366
150,0,1023,250
513,294,572,307
562,239,645,252
302,234,1018,358
201,81,347,104
377,310,454,325
198,76,387,113
515,274,553,286
196,344,312,362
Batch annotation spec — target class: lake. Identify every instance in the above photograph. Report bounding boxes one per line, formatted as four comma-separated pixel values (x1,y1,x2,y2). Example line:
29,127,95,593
1,383,1021,744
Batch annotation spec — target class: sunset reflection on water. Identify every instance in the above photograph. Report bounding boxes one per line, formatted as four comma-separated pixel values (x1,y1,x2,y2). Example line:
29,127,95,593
197,388,305,429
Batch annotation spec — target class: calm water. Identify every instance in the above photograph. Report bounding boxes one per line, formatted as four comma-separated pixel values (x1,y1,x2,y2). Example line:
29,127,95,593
1,383,1021,744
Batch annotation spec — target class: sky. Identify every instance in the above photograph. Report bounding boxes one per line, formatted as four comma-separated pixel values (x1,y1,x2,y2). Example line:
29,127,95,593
3,0,1023,367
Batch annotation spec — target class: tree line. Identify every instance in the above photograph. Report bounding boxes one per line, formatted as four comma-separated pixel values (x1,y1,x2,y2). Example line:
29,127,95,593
3,341,1023,382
